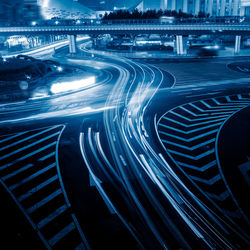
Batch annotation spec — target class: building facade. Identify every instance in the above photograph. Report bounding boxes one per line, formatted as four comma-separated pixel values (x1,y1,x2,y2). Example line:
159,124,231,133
24,0,42,21
0,0,42,25
240,0,250,16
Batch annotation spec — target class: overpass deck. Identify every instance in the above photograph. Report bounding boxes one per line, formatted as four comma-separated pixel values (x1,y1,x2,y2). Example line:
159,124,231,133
0,24,250,35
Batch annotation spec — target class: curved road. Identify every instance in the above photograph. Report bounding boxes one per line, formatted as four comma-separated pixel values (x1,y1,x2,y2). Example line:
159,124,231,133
0,41,249,249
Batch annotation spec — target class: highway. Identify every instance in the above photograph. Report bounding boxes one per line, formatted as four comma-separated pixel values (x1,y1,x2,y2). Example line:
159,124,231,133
0,40,249,249
0,23,250,36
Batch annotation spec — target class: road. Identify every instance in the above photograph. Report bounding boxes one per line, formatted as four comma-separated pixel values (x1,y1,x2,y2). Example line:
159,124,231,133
1,23,250,36
0,41,249,249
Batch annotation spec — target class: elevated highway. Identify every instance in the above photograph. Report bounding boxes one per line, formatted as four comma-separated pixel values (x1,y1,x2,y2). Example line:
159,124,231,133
1,23,249,55
0,24,250,36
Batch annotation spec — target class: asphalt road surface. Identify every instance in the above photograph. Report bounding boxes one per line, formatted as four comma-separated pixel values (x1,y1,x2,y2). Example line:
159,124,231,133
0,42,249,249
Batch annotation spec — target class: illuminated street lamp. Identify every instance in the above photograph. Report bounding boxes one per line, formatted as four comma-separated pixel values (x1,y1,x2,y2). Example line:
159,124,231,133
76,20,81,24
31,21,37,26
55,21,59,25
56,66,63,72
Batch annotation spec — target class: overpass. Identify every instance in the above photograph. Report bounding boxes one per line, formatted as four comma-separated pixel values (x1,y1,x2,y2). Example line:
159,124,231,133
0,24,250,55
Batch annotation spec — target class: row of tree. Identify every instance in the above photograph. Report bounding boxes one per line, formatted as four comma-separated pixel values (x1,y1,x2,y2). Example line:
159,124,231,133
103,9,210,20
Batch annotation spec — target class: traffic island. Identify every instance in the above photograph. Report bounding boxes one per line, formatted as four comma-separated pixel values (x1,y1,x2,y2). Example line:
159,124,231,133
216,105,250,232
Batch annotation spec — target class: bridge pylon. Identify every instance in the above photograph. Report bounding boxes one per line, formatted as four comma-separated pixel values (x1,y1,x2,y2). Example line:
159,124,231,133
175,35,187,55
235,35,241,54
68,35,77,54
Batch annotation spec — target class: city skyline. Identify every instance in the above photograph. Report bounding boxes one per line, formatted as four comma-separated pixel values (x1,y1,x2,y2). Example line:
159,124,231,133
143,0,246,16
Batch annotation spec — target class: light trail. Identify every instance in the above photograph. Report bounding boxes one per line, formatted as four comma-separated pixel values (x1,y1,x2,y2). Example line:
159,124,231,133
79,43,235,248
3,36,89,59
1,35,247,249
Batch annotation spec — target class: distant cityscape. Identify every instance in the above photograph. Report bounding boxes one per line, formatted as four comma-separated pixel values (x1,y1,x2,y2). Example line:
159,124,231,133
0,0,250,25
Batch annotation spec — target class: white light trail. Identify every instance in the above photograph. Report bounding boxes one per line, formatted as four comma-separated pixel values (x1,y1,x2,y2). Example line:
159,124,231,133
3,36,89,58
50,76,95,94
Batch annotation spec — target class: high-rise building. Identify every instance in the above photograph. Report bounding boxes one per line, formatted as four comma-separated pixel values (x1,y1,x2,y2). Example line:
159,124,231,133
23,0,42,21
240,0,250,16
0,0,43,25
0,0,36,25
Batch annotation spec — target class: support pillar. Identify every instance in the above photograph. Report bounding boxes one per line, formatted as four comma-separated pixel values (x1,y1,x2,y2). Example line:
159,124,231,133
50,35,55,43
29,37,34,48
68,35,77,54
235,35,241,54
175,35,187,55
34,37,38,47
91,35,98,49
130,34,136,53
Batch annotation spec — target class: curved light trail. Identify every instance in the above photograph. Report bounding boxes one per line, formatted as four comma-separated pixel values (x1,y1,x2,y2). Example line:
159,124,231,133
1,37,249,249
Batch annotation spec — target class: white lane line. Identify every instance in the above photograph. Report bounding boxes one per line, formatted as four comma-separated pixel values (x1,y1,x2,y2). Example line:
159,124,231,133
27,189,62,214
2,164,33,181
18,175,58,202
48,222,75,247
0,141,57,171
0,131,29,144
9,162,56,191
0,131,60,161
39,152,56,161
37,204,68,229
0,126,59,152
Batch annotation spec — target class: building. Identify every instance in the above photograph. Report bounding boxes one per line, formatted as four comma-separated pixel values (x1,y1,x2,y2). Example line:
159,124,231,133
24,0,42,21
0,0,42,25
143,0,246,16
240,0,250,16
0,0,24,25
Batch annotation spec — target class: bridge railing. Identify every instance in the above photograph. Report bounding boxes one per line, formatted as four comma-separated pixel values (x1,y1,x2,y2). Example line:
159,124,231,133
1,16,250,28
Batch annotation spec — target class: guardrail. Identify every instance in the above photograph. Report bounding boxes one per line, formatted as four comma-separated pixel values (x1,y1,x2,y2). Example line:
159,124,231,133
2,17,250,27
0,24,250,36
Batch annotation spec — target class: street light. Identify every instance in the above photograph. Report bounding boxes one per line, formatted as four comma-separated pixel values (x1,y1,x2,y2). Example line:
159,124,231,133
56,66,63,72
55,21,59,25
31,21,37,26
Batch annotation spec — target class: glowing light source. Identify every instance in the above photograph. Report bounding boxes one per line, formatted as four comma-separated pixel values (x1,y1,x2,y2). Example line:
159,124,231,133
204,45,219,49
50,76,95,94
56,66,63,72
136,40,162,45
31,21,37,26
42,0,49,8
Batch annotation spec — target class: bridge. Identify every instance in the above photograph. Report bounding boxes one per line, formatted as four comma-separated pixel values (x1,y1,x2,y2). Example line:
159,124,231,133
1,23,250,55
